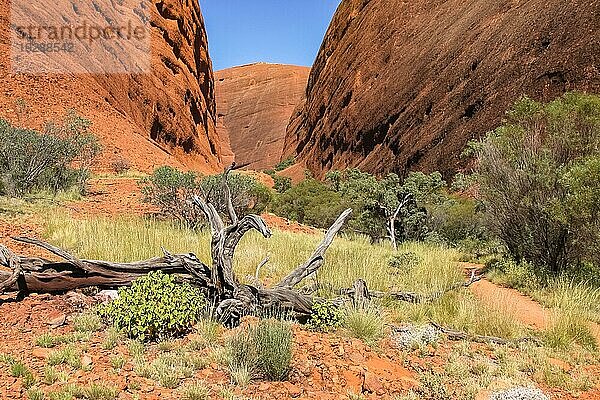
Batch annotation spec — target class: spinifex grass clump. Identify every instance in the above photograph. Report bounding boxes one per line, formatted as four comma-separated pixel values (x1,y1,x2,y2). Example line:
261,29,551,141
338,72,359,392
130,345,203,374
98,271,205,341
227,318,293,384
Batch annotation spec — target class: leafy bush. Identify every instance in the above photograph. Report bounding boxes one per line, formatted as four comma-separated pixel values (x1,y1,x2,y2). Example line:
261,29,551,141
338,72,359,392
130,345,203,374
140,166,273,228
273,175,292,193
475,92,600,273
140,166,204,228
0,110,100,197
199,172,273,218
274,156,295,172
227,319,293,382
388,252,422,272
307,300,343,332
98,271,205,341
271,178,345,228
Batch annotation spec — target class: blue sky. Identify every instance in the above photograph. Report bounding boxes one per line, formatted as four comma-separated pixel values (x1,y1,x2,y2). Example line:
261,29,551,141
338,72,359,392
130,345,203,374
200,0,341,71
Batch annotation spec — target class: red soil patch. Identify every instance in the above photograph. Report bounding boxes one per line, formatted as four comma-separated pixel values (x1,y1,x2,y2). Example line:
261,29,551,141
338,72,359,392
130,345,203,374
66,178,153,218
261,213,319,235
0,295,417,399
463,263,600,343
278,164,307,185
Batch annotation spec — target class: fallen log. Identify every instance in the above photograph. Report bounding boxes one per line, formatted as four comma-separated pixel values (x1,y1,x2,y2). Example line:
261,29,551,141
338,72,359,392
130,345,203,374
429,322,542,346
0,164,354,326
0,238,213,293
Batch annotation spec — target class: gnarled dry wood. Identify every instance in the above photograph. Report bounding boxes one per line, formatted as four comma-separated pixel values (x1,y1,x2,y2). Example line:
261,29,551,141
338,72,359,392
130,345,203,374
0,238,213,294
429,322,541,346
275,208,353,289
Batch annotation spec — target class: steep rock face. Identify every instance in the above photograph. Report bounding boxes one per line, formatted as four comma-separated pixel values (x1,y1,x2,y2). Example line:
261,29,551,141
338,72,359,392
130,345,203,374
0,0,229,173
215,63,310,170
284,0,600,178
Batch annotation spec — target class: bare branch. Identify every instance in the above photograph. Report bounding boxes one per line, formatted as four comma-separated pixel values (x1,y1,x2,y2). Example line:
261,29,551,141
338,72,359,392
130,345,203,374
276,208,352,289
223,163,238,225
428,322,541,346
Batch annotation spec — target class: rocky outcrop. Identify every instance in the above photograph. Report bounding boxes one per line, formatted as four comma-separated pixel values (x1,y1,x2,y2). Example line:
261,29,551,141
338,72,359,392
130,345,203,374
0,0,229,173
215,63,310,170
284,0,600,178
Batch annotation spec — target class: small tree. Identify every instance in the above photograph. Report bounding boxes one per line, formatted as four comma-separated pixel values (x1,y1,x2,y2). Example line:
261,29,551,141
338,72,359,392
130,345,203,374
475,93,600,273
270,178,344,228
327,169,432,248
140,167,273,228
0,110,100,197
199,172,273,218
140,166,203,228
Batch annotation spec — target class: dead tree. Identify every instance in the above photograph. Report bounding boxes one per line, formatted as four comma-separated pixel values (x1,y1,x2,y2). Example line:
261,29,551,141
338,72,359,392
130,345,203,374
0,164,484,327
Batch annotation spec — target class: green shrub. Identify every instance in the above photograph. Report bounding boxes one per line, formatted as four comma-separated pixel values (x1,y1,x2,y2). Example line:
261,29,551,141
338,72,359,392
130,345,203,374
98,271,205,341
199,172,273,218
140,167,273,227
273,175,292,193
271,178,345,228
475,92,600,273
388,252,421,273
274,156,295,172
139,166,204,228
0,110,100,197
307,300,343,332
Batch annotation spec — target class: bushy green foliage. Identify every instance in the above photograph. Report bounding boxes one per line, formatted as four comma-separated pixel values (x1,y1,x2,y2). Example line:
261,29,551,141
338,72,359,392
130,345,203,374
271,178,345,228
140,166,272,227
98,271,205,341
273,156,296,172
475,92,600,273
272,167,485,247
273,175,292,193
227,319,293,382
0,110,100,197
307,300,343,332
327,169,446,242
388,252,422,273
139,166,205,228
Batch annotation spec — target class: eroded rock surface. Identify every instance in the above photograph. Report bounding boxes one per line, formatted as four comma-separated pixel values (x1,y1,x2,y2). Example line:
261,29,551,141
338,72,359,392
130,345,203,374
216,63,309,170
284,0,600,178
0,0,229,173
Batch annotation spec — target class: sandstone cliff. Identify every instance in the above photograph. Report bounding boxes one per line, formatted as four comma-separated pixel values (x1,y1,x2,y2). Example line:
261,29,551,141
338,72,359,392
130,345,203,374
284,0,600,178
215,63,310,170
0,0,229,173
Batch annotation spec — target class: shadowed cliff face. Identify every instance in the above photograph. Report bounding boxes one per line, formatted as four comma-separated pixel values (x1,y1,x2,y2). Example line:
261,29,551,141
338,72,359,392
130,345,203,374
284,0,600,178
0,0,229,173
215,63,310,170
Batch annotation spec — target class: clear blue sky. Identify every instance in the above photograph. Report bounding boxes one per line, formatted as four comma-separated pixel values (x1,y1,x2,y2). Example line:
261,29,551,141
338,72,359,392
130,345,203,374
200,0,341,71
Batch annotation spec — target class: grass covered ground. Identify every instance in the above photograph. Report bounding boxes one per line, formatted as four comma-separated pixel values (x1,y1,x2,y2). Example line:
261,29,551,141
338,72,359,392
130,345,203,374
1,193,599,399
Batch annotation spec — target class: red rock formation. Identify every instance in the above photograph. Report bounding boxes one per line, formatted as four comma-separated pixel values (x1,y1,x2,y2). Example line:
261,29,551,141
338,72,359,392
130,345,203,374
216,63,310,170
284,0,600,178
0,0,229,173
